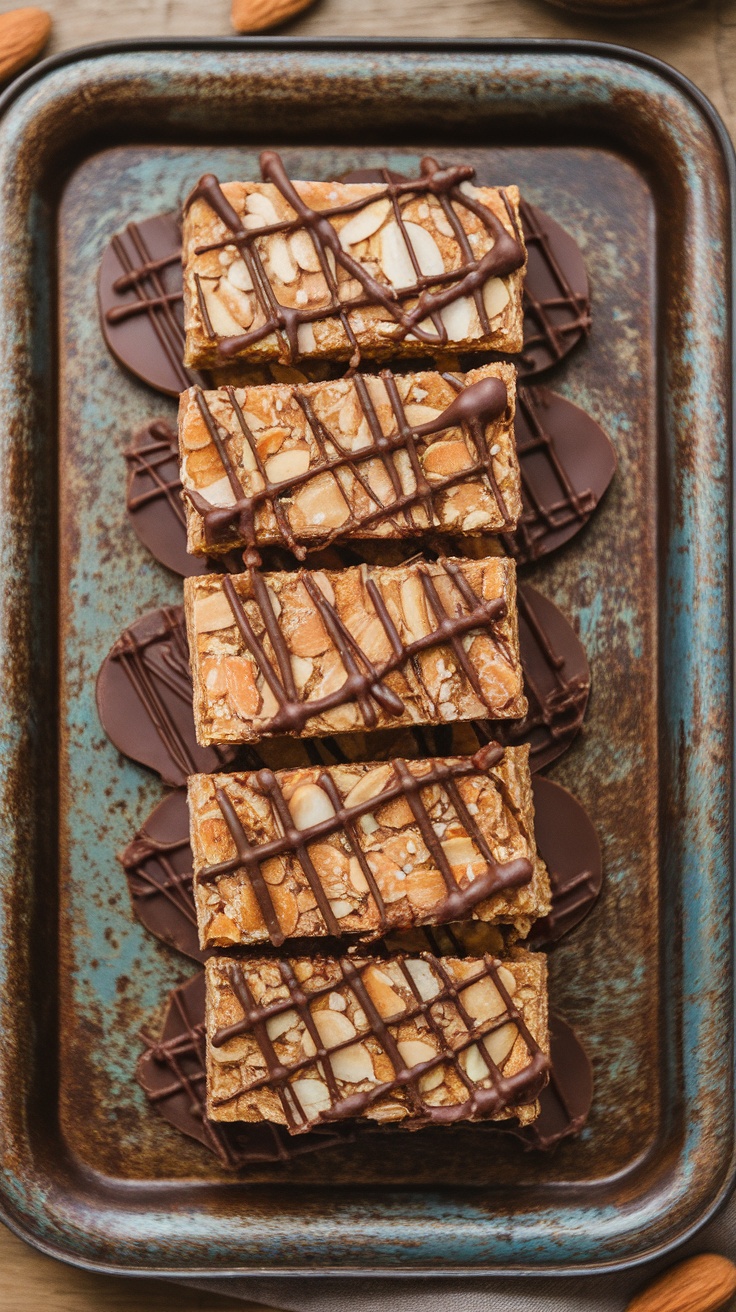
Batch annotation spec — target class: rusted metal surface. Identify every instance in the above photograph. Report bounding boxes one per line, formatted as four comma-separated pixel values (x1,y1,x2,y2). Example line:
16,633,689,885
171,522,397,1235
0,39,732,1275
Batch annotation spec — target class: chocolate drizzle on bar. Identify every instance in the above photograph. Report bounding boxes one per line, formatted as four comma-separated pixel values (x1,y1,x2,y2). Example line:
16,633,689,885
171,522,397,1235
186,373,511,557
137,971,351,1166
186,152,524,366
99,212,210,395
96,605,237,787
503,386,616,565
199,744,533,947
216,556,517,736
210,951,548,1131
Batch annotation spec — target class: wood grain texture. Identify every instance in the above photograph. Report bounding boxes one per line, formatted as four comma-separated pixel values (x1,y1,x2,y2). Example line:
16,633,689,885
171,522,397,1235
0,1223,266,1310
0,0,733,1306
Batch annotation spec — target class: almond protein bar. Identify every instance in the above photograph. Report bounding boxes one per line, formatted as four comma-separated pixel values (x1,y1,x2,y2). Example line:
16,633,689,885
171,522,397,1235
184,554,525,745
189,743,550,949
182,152,526,370
178,364,520,557
205,947,549,1131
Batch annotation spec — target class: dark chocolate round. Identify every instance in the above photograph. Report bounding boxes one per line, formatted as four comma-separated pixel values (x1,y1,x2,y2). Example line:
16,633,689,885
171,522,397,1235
137,971,351,1167
529,776,602,946
98,212,208,396
505,386,616,565
488,585,590,772
95,604,237,787
517,201,590,378
125,419,243,578
120,789,205,962
513,1014,594,1151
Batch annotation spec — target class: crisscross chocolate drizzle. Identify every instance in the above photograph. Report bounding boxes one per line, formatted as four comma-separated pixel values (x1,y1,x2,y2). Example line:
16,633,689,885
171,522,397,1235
210,950,548,1132
198,743,533,946
186,152,524,366
186,371,511,559
212,555,517,737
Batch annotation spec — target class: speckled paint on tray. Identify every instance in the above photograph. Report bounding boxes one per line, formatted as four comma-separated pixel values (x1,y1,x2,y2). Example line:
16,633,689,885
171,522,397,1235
0,39,732,1276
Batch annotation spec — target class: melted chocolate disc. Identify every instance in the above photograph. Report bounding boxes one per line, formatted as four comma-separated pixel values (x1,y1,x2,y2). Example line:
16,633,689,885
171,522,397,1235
125,419,243,577
504,386,616,565
96,605,237,787
123,776,599,964
483,585,590,772
517,201,590,377
98,213,208,396
137,971,351,1168
529,776,602,946
509,1014,593,1150
120,789,205,962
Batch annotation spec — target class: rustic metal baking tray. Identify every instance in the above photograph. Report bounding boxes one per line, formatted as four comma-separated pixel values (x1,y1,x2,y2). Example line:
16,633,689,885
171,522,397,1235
0,37,732,1278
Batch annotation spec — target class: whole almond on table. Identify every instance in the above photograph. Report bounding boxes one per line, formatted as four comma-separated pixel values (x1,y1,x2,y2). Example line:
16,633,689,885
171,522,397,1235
0,7,51,83
231,0,316,33
626,1253,736,1312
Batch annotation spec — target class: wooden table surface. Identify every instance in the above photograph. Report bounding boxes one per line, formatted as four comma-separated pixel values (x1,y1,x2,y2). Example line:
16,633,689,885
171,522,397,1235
0,0,734,1306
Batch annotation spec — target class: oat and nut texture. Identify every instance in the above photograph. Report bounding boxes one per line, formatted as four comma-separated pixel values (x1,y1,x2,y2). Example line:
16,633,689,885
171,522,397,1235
178,364,520,555
189,746,549,948
184,555,525,745
205,948,548,1129
182,179,525,368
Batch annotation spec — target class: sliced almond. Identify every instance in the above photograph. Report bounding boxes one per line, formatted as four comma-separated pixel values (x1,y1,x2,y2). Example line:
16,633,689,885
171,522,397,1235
267,235,297,285
266,1008,299,1041
207,912,240,945
312,571,336,608
388,221,445,283
403,403,442,427
290,228,321,272
329,898,354,920
209,1033,250,1062
405,958,441,1001
310,650,348,701
339,198,391,249
441,295,475,342
197,473,238,506
297,322,317,355
265,445,311,484
397,1039,437,1070
441,836,479,868
343,764,394,810
246,192,280,225
290,1077,331,1118
328,991,347,1011
201,285,245,337
195,589,235,634
419,1065,445,1093
224,656,260,720
290,473,350,532
362,965,406,1020
288,782,336,831
218,280,255,329
459,973,506,1024
348,856,370,893
400,573,432,642
313,1009,357,1049
483,1022,518,1067
483,277,510,320
330,1041,375,1085
290,654,313,690
227,257,254,292
379,221,417,290
256,426,289,459
423,440,474,480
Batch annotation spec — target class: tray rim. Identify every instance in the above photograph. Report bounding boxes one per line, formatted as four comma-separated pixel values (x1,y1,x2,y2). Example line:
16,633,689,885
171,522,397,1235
0,34,733,1280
